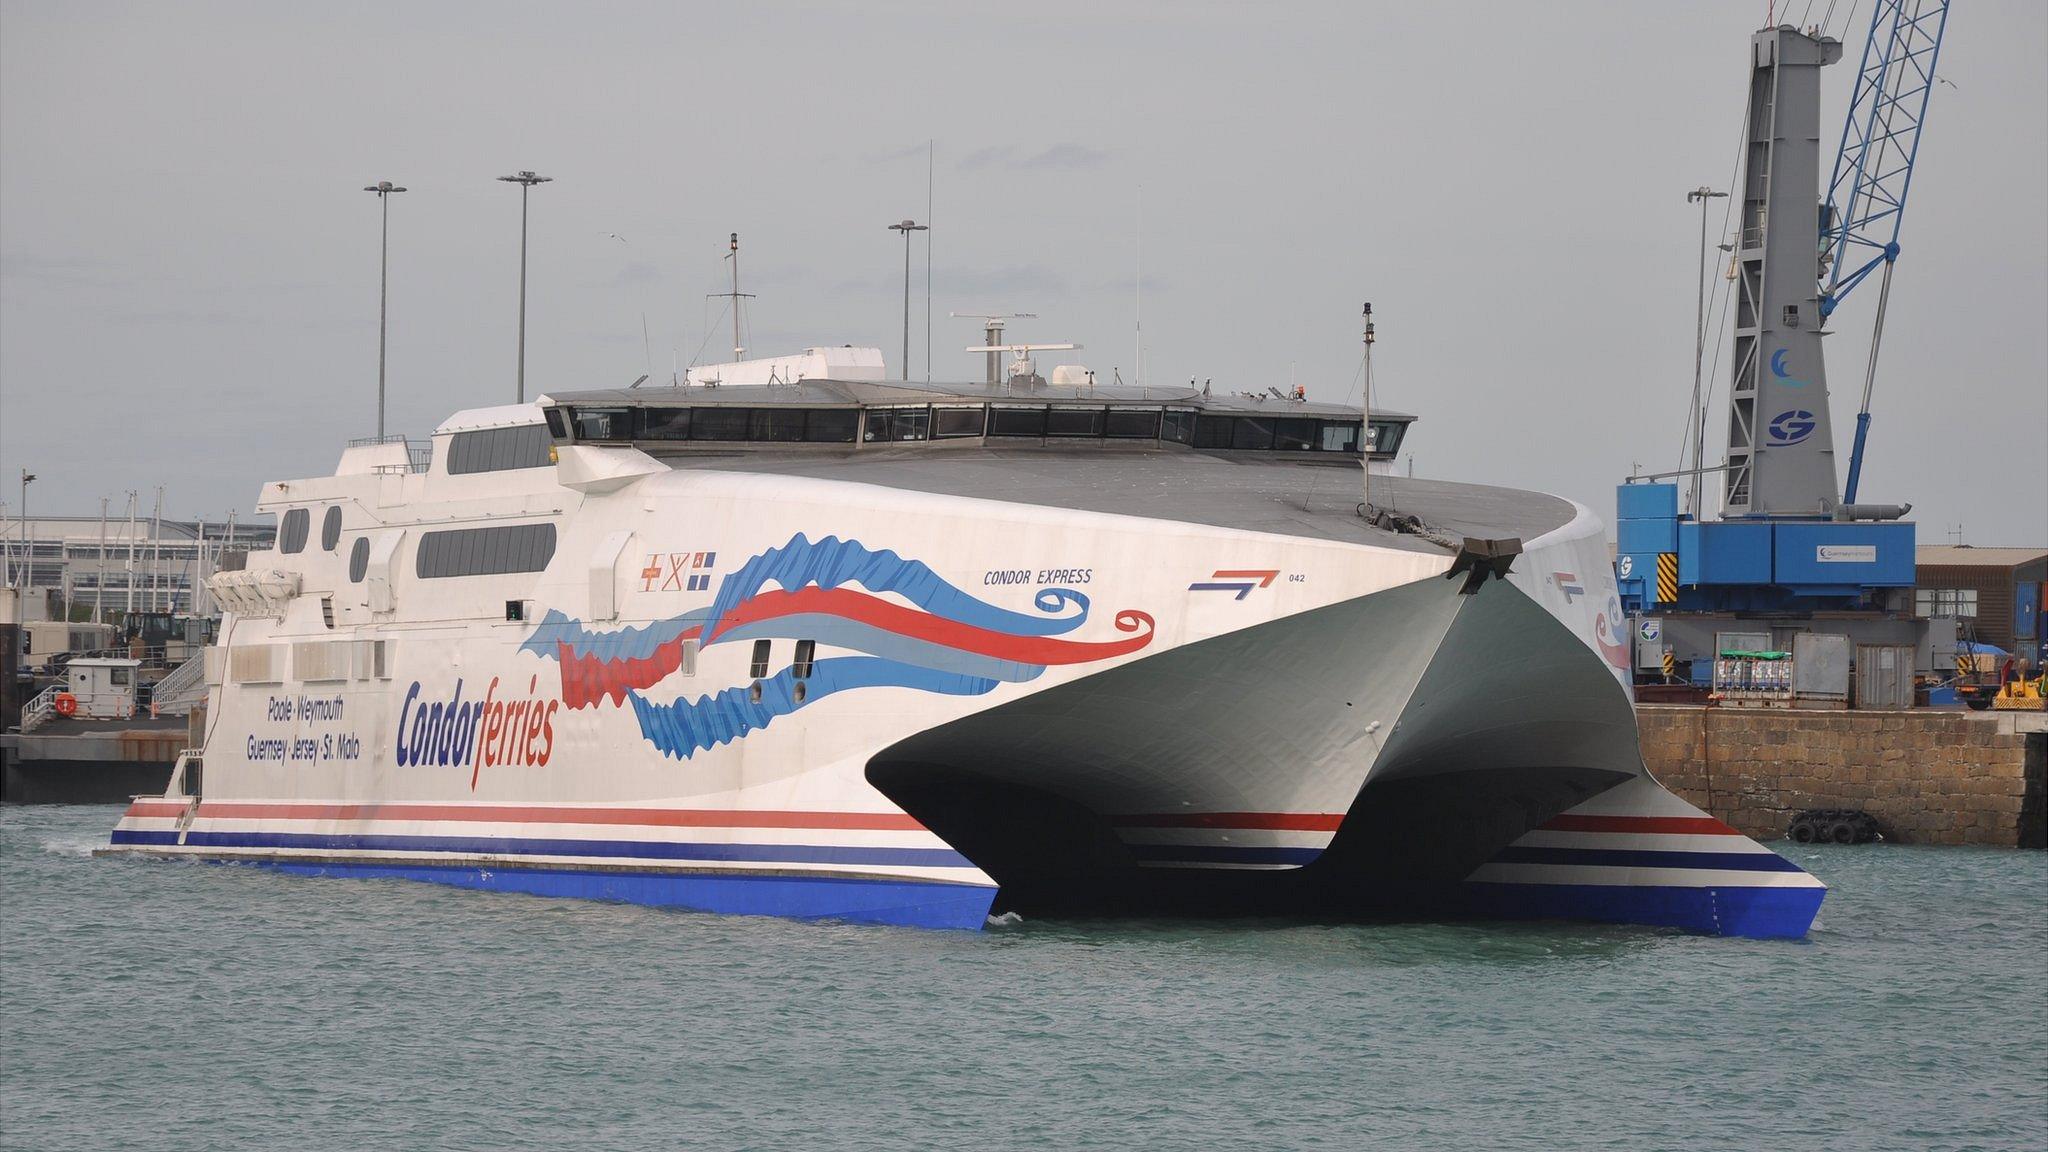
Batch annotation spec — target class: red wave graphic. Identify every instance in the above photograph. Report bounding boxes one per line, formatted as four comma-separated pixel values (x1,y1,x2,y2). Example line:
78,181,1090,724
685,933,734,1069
557,627,702,709
708,586,1156,665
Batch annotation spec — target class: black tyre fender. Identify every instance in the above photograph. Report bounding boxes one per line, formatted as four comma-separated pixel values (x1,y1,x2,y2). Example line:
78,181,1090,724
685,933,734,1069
1830,820,1858,845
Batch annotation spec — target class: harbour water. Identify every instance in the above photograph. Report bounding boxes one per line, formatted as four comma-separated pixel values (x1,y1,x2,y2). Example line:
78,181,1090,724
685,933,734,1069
3,804,2042,1151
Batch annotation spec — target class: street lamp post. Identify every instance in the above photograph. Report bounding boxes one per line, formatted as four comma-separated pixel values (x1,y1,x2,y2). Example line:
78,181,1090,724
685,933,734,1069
1685,186,1729,519
497,170,553,402
363,180,407,439
888,219,927,381
15,469,34,592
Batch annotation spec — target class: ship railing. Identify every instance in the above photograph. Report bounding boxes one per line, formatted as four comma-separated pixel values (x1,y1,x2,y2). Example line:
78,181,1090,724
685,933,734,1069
348,434,433,475
19,684,60,734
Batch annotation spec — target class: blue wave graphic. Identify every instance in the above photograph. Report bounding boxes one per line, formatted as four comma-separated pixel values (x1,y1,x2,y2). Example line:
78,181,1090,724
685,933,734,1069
520,608,708,662
627,656,1002,760
704,533,1088,640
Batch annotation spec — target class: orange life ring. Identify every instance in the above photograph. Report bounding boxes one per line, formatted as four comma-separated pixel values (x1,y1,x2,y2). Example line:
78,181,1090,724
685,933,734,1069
53,692,79,717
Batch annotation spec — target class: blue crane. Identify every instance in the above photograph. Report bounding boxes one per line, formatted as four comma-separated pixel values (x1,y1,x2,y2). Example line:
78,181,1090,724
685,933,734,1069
1819,0,1951,505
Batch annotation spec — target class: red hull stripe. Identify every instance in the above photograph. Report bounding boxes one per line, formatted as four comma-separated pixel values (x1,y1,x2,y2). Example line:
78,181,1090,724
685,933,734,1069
707,586,1155,664
1110,812,1346,832
1539,814,1739,836
125,801,925,832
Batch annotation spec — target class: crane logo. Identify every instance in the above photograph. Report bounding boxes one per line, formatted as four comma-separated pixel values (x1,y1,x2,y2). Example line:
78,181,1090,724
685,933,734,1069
1768,410,1817,445
1770,349,1812,388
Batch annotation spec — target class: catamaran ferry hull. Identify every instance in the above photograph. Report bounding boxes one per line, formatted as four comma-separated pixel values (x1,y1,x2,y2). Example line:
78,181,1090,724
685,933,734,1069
104,385,1823,938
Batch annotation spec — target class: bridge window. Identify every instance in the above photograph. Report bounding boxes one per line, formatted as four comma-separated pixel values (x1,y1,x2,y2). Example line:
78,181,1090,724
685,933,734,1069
793,639,815,679
279,509,310,555
989,406,1047,437
1193,415,1233,448
933,406,987,439
1046,407,1106,437
750,639,771,679
864,407,930,442
690,408,751,441
415,523,558,579
572,407,632,441
1106,408,1161,439
1319,421,1360,452
1161,409,1196,445
1275,419,1315,451
1230,417,1275,450
448,425,553,474
637,407,692,440
749,409,807,442
804,409,861,442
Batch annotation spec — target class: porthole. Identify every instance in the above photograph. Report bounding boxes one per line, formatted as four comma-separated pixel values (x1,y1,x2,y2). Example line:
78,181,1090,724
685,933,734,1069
320,506,342,551
348,537,370,583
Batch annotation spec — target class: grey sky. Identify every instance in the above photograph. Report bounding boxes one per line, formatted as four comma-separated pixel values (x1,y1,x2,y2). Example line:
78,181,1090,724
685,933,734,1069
3,0,2043,544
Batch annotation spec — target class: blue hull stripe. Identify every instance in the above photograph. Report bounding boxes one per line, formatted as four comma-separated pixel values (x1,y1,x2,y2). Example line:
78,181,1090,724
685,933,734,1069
253,858,998,930
1461,880,1825,939
1490,846,1804,873
113,828,970,869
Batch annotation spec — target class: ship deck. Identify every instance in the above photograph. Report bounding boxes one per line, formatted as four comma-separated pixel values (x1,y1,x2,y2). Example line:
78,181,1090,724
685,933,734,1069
653,447,1576,553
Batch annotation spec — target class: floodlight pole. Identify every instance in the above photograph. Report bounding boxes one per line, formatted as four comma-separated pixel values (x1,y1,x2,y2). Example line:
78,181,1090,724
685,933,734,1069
363,181,407,438
497,170,553,403
888,219,927,380
1685,186,1728,519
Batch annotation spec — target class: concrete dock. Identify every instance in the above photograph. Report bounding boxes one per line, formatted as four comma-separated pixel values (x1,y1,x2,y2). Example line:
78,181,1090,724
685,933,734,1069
1639,705,2047,848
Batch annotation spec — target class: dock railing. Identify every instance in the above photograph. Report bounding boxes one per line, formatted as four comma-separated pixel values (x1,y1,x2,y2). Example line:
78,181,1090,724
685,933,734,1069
19,684,61,734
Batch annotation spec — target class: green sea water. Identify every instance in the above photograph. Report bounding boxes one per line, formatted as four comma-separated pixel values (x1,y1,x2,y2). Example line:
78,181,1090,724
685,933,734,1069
2,804,2042,1151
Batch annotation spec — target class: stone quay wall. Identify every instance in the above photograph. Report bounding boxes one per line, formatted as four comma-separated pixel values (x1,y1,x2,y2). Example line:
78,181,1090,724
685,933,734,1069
1635,706,2047,848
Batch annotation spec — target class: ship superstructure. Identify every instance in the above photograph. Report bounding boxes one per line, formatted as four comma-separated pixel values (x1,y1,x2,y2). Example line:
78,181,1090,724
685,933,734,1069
104,368,1824,936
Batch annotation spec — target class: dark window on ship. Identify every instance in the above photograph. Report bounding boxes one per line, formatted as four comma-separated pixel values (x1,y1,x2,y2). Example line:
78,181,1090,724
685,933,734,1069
542,406,569,440
1275,419,1316,451
932,407,987,439
1319,420,1361,453
1369,420,1407,457
448,425,553,474
749,639,771,680
1105,408,1161,439
1231,418,1276,450
279,509,310,555
572,407,633,441
863,408,930,442
320,506,343,550
1046,408,1106,437
749,409,807,443
792,640,815,679
804,409,861,443
348,538,369,583
691,408,752,441
414,523,558,579
1192,415,1234,449
637,407,692,440
1161,409,1196,445
988,407,1047,438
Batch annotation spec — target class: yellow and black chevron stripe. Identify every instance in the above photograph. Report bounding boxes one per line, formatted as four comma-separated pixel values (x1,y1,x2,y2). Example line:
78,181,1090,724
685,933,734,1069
1656,552,1679,604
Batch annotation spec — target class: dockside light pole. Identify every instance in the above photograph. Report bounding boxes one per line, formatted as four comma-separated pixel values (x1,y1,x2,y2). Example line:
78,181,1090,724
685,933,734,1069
14,469,33,591
363,181,407,439
1685,186,1728,519
497,170,553,403
888,219,927,380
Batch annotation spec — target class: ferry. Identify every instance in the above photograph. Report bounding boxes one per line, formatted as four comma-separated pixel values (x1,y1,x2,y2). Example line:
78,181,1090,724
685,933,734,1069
103,346,1826,937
